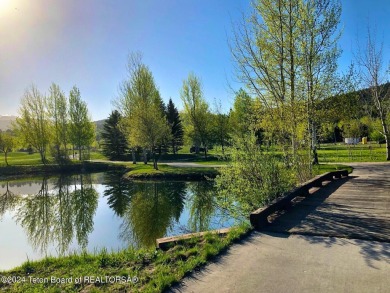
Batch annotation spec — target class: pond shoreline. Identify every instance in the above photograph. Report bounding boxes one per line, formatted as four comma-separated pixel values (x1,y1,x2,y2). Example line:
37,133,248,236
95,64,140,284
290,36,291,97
123,170,219,181
0,161,220,181
0,161,123,180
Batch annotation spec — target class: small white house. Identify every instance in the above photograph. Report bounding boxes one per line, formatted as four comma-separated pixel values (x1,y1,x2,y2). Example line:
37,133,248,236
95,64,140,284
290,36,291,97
344,137,360,145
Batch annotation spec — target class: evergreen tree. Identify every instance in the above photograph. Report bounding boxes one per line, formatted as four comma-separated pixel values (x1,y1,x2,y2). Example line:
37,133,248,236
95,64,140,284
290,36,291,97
101,110,129,160
166,98,184,154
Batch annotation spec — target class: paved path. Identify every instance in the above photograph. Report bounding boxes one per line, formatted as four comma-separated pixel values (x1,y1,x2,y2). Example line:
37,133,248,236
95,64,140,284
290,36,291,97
163,162,224,168
169,163,390,293
89,159,224,168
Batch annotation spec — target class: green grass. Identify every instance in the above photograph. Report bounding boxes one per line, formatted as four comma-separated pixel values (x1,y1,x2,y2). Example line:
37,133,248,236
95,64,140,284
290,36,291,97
317,142,387,162
313,163,353,175
0,225,251,293
124,163,219,179
0,151,107,167
0,152,43,166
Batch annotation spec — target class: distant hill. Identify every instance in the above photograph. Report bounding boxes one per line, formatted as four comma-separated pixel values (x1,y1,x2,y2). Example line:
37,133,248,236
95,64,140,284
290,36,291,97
94,119,106,141
0,116,106,133
0,116,17,131
94,119,105,133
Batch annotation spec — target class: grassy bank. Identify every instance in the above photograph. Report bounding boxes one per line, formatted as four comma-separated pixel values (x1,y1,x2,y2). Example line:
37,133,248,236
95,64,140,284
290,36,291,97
0,152,107,167
0,225,251,293
317,143,388,162
123,164,220,180
0,161,124,179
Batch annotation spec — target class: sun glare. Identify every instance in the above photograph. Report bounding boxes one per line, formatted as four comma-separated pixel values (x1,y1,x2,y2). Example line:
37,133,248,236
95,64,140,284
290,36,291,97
0,0,9,8
0,0,11,12
0,0,17,18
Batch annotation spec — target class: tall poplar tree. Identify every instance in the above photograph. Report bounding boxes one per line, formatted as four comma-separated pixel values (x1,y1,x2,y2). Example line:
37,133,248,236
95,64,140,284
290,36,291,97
180,73,211,158
231,0,341,180
15,85,51,164
47,83,68,163
118,53,170,169
68,86,95,161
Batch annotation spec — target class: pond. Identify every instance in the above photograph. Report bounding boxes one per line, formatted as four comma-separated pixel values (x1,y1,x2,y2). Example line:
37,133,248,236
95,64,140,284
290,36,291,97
0,171,236,271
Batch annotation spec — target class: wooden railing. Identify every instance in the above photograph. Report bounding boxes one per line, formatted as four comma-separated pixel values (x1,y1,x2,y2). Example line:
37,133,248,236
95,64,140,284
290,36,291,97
250,170,349,230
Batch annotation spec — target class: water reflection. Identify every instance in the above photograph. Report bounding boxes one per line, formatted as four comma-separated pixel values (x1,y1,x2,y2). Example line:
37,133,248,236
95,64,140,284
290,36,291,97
0,182,21,219
103,171,133,217
0,173,233,269
118,181,186,247
187,181,215,232
11,175,98,255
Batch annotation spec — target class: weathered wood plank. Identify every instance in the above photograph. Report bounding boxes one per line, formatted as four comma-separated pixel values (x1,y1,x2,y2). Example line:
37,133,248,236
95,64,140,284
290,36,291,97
156,228,231,250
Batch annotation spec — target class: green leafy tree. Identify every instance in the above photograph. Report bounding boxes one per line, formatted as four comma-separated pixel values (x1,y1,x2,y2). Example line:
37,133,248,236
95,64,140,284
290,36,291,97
355,26,390,160
101,110,129,160
47,83,69,164
165,98,184,155
210,99,231,155
0,131,14,166
215,132,293,217
180,73,211,158
230,89,254,139
118,53,170,169
15,85,52,164
231,0,342,179
68,86,95,161
299,0,342,164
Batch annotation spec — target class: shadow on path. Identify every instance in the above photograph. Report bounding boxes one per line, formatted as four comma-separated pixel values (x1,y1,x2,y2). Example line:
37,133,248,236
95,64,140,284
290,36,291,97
261,173,390,267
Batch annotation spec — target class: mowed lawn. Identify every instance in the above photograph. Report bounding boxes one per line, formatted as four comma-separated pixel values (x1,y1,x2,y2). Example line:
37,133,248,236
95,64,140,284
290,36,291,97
317,142,388,162
0,151,107,167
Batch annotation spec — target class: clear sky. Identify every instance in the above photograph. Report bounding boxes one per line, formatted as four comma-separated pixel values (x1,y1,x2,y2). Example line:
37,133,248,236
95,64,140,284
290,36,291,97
1,0,389,120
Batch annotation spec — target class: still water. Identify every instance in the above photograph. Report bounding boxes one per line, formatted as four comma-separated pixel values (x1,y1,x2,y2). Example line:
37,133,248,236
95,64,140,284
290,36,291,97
0,171,235,270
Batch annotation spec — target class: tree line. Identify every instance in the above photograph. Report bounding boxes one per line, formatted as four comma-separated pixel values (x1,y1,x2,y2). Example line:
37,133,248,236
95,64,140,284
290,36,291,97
3,84,95,165
102,53,234,169
3,0,390,175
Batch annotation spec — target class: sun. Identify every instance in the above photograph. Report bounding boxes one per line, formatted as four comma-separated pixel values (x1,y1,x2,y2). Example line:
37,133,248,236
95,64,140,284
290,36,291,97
0,0,9,7
0,0,14,16
0,0,11,10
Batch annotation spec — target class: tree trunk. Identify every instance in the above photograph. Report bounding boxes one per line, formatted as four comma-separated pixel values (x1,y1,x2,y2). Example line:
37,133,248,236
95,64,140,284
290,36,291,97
132,149,137,164
40,150,46,165
153,151,158,170
143,149,148,164
385,136,390,161
4,151,8,166
172,141,176,155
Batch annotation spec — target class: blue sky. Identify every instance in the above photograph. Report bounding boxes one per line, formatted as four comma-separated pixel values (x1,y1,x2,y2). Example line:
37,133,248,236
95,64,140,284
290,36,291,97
0,0,389,120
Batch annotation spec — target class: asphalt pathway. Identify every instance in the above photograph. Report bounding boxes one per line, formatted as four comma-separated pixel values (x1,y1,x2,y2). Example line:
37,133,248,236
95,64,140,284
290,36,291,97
168,163,390,293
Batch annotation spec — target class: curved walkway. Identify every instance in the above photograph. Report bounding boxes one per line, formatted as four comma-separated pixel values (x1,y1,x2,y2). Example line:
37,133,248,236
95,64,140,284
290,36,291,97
169,163,390,293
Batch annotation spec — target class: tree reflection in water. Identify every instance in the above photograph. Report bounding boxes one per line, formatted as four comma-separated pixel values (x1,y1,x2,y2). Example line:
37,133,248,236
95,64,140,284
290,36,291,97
13,174,98,255
0,182,21,220
103,170,133,217
102,175,219,248
186,181,216,232
118,181,186,248
1,172,225,257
